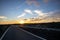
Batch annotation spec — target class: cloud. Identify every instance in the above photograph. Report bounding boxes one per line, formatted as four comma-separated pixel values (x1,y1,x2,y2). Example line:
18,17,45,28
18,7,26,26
0,16,7,19
33,10,59,19
24,9,33,15
17,13,26,18
45,10,60,22
17,9,60,20
41,10,60,22
33,10,60,22
34,10,47,17
17,9,49,19
50,10,60,18
26,0,40,6
17,9,33,18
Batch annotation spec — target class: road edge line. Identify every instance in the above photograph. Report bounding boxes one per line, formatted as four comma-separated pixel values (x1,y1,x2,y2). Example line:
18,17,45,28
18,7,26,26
19,27,47,40
0,27,11,40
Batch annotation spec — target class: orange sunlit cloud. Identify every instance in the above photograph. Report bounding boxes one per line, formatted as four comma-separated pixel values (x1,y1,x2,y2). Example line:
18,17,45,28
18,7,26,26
0,10,60,24
0,20,18,24
0,18,60,25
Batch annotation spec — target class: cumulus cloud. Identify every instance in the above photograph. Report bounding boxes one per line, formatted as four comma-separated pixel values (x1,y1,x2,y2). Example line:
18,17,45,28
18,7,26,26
17,9,60,21
33,10,60,19
34,10,47,17
0,16,7,19
17,9,50,19
24,9,33,15
17,13,26,18
17,9,33,18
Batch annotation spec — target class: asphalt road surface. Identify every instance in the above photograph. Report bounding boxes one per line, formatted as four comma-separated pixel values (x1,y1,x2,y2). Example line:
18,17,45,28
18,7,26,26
1,25,45,40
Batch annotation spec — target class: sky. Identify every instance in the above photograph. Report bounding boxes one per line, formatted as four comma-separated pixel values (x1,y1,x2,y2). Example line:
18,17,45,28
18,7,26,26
0,0,60,24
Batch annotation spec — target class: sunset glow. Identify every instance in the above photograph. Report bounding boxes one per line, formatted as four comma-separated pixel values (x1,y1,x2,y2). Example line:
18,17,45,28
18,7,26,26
19,20,24,24
0,0,60,24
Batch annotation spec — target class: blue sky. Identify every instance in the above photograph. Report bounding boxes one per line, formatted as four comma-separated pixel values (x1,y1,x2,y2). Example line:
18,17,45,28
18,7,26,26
0,0,60,20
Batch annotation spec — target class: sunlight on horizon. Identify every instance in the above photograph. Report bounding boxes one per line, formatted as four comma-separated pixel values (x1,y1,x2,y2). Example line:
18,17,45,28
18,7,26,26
19,20,25,24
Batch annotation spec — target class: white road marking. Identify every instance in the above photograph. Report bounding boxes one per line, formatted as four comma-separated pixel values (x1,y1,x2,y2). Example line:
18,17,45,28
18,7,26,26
0,27,11,40
19,27,47,40
0,25,47,40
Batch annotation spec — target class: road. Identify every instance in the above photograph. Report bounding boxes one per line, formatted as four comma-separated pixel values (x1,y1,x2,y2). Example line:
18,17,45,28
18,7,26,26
1,25,46,40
